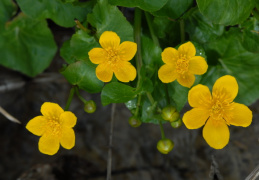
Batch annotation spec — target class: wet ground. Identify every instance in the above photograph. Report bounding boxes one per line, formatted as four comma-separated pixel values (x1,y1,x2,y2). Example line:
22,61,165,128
0,22,259,180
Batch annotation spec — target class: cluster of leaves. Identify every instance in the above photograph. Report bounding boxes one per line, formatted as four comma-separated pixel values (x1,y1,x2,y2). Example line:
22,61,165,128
1,0,259,125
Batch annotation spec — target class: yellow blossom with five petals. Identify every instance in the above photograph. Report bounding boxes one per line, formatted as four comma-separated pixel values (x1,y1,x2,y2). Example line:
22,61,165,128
183,75,252,149
26,102,77,155
88,31,137,82
158,42,208,88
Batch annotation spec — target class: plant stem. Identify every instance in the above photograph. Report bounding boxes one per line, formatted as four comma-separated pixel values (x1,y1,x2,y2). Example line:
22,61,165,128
64,87,75,111
134,95,142,117
159,120,166,139
145,12,160,46
106,103,116,180
164,84,171,105
180,19,185,43
146,92,155,104
134,8,142,89
75,87,87,104
74,19,91,33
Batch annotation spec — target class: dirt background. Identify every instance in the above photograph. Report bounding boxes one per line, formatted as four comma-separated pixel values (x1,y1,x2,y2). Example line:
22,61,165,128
0,20,259,180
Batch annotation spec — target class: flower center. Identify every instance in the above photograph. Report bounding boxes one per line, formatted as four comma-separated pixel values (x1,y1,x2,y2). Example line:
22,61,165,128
106,48,118,64
47,118,61,136
176,59,189,74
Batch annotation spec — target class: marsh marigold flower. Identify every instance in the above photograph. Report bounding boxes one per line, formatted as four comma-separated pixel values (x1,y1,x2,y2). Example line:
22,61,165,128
183,75,252,149
26,102,77,155
88,31,137,82
158,42,208,88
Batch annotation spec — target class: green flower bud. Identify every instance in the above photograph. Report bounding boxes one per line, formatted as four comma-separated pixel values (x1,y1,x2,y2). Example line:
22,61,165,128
84,100,96,113
171,118,182,128
161,105,179,122
157,138,174,154
128,116,142,128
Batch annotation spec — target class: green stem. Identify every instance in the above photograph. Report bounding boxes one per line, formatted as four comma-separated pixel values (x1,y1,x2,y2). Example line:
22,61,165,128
180,19,185,43
134,8,142,89
74,19,91,33
145,12,160,46
164,84,170,105
65,87,75,111
146,92,155,104
75,87,87,104
134,95,142,117
159,120,166,139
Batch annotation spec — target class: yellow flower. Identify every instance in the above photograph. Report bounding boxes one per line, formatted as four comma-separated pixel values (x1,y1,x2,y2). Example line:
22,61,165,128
158,42,208,88
183,75,252,149
26,102,77,155
88,31,137,82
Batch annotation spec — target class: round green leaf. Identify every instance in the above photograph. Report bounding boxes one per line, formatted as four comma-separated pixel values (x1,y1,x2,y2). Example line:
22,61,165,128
101,82,139,105
87,0,134,42
60,30,99,64
108,0,168,12
16,0,91,27
0,14,57,77
185,9,224,44
197,0,255,25
152,0,193,19
61,61,104,93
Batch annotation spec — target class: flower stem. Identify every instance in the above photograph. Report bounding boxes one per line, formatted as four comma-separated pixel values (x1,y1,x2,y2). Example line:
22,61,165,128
65,87,75,111
159,120,166,140
180,19,185,43
164,84,171,105
75,87,87,104
74,19,91,34
145,12,160,47
134,94,142,117
134,8,142,89
146,92,155,104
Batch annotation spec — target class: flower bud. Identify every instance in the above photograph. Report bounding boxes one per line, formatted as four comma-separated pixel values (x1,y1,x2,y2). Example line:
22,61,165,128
157,138,174,154
128,116,142,128
161,105,179,122
171,118,182,128
84,100,96,113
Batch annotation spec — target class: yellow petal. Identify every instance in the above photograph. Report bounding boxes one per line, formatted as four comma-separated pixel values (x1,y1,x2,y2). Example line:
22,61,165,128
38,134,60,155
161,47,179,65
212,75,238,103
118,41,137,61
96,63,113,82
178,41,196,58
177,73,195,88
41,102,64,120
188,84,212,108
114,61,136,82
99,31,120,50
88,48,107,64
188,56,208,75
158,64,177,83
60,127,75,149
182,108,209,129
26,116,47,136
203,118,229,149
226,103,252,127
60,111,77,128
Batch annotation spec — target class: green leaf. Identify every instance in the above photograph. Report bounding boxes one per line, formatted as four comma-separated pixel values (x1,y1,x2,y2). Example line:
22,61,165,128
87,0,134,42
60,30,99,64
61,61,104,93
185,9,224,44
197,0,255,25
108,0,168,12
16,0,92,27
202,28,259,105
153,17,181,48
152,0,193,19
0,0,17,31
0,14,57,77
240,18,259,53
101,82,139,105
